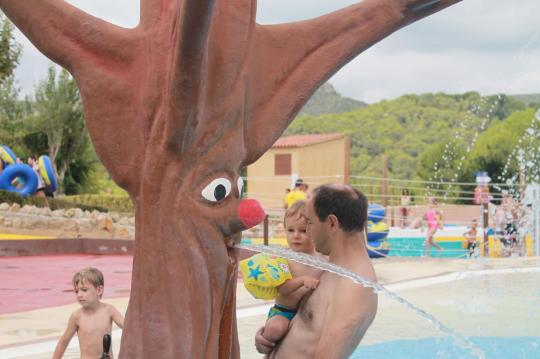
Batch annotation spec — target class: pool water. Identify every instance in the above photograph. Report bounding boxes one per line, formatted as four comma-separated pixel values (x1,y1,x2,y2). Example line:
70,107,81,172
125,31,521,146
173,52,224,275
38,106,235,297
354,271,540,358
387,237,467,257
353,337,540,359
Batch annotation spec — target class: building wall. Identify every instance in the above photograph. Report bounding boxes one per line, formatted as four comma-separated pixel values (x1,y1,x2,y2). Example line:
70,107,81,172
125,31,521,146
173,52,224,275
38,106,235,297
298,138,348,187
247,138,348,210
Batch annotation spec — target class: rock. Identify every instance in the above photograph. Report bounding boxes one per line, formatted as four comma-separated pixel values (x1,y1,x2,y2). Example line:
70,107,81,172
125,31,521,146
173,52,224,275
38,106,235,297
118,216,130,225
74,208,84,218
110,212,120,222
0,202,10,211
52,209,65,218
48,219,64,229
77,219,94,232
22,217,42,229
10,203,21,212
129,217,135,225
115,226,132,239
61,219,78,231
64,208,76,218
40,207,52,216
21,205,34,213
97,215,114,232
12,217,22,228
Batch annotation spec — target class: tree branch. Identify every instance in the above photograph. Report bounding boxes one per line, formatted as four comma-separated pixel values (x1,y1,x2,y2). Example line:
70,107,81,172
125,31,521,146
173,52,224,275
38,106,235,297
0,0,136,72
243,0,462,164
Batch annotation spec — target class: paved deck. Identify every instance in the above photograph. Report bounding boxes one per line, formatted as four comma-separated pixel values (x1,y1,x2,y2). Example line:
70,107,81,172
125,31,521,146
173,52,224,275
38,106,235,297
1,254,539,358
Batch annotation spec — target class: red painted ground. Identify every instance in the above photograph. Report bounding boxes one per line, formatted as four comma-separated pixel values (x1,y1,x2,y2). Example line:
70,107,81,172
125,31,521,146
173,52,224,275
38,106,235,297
0,255,133,314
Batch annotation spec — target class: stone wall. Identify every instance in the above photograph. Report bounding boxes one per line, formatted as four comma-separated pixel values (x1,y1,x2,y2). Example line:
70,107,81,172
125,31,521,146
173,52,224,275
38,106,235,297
0,202,135,240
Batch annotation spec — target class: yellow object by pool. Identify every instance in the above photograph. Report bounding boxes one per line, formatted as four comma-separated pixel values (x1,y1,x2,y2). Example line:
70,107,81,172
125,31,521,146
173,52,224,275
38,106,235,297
239,253,292,300
0,233,53,240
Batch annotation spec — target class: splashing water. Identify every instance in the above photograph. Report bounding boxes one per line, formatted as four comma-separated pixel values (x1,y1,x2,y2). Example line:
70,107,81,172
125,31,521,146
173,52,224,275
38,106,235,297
238,243,486,359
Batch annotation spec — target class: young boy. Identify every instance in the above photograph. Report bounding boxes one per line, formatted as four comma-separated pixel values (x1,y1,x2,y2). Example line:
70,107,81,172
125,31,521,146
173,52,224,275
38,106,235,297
463,219,479,258
52,267,124,359
240,200,325,344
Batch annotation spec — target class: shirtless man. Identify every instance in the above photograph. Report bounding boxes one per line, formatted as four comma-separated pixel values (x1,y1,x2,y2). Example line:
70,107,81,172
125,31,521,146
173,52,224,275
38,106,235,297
255,184,378,358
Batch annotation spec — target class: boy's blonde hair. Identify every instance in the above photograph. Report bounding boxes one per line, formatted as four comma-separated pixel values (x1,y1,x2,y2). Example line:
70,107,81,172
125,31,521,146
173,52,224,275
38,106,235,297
284,200,307,227
72,267,104,292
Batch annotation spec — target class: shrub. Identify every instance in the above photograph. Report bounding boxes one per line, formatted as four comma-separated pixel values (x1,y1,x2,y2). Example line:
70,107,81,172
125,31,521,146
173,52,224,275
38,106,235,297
0,190,108,212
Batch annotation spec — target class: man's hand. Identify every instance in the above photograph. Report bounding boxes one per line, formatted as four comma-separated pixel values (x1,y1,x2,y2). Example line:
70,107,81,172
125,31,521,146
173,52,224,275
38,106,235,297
302,277,319,289
255,327,275,354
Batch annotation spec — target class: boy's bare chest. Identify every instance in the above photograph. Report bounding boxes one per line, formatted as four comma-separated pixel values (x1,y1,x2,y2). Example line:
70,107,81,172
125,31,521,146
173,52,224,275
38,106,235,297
77,312,111,336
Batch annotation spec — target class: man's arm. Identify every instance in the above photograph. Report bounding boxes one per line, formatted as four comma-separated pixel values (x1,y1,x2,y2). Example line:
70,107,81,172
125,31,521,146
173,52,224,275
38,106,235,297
314,281,378,359
52,312,78,359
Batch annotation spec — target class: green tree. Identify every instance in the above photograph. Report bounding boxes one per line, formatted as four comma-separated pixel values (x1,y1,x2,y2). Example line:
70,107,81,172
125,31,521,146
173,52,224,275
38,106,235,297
29,65,90,193
0,14,21,83
463,109,539,188
0,14,24,153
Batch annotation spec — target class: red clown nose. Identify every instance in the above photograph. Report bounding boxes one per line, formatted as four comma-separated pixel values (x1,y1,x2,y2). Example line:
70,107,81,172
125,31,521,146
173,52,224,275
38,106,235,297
238,199,265,229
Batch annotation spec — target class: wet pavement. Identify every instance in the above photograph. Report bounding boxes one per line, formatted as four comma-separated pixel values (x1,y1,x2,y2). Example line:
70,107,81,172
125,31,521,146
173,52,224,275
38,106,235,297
0,254,539,358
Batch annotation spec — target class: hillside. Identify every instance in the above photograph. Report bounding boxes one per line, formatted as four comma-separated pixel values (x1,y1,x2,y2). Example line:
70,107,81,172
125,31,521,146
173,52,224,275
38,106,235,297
298,83,367,116
510,93,540,107
287,92,526,180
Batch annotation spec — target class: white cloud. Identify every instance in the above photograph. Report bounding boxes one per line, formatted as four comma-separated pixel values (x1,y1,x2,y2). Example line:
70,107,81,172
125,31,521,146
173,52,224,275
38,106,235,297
9,0,540,102
331,48,540,103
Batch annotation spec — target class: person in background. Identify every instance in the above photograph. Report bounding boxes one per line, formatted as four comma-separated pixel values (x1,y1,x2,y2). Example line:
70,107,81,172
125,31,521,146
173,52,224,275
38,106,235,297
423,197,443,257
27,156,46,197
283,178,308,209
399,188,412,228
463,219,479,258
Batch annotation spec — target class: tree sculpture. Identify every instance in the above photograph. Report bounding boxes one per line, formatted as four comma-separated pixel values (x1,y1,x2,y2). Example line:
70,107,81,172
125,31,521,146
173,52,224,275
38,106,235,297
0,0,461,357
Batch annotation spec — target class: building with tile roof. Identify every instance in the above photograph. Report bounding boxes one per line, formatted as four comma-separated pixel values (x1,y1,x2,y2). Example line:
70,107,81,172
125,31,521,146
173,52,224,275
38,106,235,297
246,133,350,209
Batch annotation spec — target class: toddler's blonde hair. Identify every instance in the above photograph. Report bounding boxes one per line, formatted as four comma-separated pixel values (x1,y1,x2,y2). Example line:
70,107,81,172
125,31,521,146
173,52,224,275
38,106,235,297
284,200,307,227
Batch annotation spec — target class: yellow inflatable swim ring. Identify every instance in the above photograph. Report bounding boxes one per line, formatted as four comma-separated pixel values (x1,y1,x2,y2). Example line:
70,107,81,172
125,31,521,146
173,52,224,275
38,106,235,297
239,253,292,300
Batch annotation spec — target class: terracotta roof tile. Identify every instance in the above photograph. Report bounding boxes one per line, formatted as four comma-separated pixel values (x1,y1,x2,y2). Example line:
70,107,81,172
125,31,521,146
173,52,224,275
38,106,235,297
272,133,344,148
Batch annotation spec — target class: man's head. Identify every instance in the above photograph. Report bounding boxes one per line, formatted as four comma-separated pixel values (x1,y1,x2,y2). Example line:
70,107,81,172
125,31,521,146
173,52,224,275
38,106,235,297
72,267,105,306
305,184,368,255
471,219,478,228
27,156,36,166
294,178,304,189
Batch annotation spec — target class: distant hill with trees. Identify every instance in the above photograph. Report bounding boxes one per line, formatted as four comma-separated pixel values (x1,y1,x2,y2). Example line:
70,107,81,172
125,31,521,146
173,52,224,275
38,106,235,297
298,83,367,116
510,93,540,107
288,91,538,201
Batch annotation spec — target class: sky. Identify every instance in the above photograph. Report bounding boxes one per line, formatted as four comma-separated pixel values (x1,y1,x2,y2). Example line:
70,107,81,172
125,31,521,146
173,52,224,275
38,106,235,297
10,0,540,103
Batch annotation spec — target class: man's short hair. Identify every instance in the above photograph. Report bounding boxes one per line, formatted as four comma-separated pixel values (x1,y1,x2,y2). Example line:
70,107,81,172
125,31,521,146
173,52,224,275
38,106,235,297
294,178,304,187
73,267,104,290
312,185,368,232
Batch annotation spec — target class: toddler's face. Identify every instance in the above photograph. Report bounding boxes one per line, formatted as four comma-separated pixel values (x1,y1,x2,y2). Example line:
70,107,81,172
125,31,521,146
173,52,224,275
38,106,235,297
285,215,314,254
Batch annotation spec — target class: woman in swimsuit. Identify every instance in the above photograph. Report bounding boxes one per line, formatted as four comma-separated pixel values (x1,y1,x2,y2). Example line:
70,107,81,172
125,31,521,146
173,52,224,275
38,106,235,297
423,197,443,257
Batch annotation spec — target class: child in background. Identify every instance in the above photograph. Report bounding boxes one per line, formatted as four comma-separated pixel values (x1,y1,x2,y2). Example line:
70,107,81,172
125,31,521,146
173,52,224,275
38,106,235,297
52,267,124,359
463,219,479,258
240,200,325,344
423,197,443,256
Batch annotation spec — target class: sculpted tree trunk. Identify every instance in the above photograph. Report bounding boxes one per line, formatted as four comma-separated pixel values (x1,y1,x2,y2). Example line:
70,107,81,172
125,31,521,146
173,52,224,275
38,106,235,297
0,0,461,357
